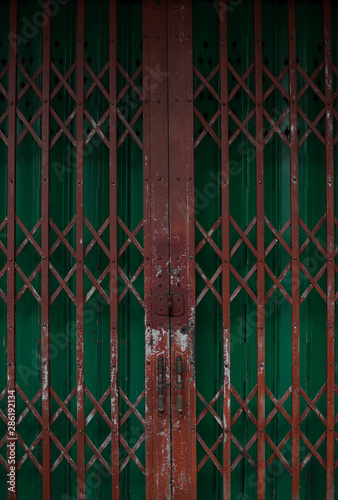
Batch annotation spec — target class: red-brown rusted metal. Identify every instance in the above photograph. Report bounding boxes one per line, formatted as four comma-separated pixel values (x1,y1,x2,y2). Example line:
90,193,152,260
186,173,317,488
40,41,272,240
143,1,171,497
323,1,335,498
76,1,85,498
7,1,18,499
254,2,265,498
41,2,51,499
288,2,300,498
168,0,196,497
220,2,231,497
109,0,119,496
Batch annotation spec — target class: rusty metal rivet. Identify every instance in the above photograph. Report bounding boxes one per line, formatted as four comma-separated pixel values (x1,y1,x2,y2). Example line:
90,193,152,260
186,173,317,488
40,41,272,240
78,101,82,105
259,259,263,262
330,324,333,328
158,176,162,181
158,283,162,288
225,364,228,368
176,177,180,181
113,429,117,433
111,38,115,42
329,363,333,366
178,426,181,430
10,101,13,105
147,360,150,364
157,98,160,103
257,102,262,106
294,256,297,260
293,176,297,181
147,426,150,430
294,426,297,430
159,322,163,326
8,325,12,329
9,179,13,184
8,362,12,366
78,259,82,263
112,180,115,185
112,259,115,263
145,177,148,181
9,258,12,261
78,365,82,369
329,427,333,431
44,426,48,430
111,101,115,105
260,326,263,330
160,427,163,430
224,259,228,263
189,256,193,260
146,256,149,260
258,180,262,184
146,322,150,326
260,428,263,432
188,98,191,103
43,256,46,260
221,38,225,43
79,429,82,433
189,176,193,181
44,99,47,103
175,98,179,102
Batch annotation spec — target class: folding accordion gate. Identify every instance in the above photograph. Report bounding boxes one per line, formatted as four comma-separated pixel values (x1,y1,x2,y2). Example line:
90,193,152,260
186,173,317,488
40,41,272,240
1,0,338,499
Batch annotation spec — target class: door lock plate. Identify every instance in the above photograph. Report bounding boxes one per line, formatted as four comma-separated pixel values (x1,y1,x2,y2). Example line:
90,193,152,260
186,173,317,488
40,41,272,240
155,293,185,317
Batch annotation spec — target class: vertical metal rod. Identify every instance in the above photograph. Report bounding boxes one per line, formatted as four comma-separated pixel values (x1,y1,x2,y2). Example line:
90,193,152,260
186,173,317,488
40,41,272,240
7,2,18,499
41,2,51,498
109,0,119,497
168,0,196,497
287,2,300,497
76,0,85,497
143,2,171,496
254,1,265,498
220,2,231,497
323,1,335,498
142,4,153,497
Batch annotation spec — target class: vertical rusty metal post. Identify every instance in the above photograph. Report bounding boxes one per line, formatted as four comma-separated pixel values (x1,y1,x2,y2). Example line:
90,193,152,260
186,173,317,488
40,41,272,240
109,0,119,497
254,2,265,498
143,2,171,497
168,1,196,497
76,0,85,497
288,2,300,498
7,1,18,499
323,1,335,498
220,2,231,497
41,2,51,498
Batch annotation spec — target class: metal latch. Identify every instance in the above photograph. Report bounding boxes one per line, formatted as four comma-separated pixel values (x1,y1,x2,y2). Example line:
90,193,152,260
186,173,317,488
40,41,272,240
155,293,185,317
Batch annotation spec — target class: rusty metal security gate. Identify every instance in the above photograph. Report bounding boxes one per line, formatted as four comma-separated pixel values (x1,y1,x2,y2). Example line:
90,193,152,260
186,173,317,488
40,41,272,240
1,0,338,499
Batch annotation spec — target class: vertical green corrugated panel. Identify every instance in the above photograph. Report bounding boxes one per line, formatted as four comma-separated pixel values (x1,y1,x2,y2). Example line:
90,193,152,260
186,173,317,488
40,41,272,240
49,1,77,498
193,2,222,497
0,3,9,498
116,2,145,499
262,2,291,498
296,2,326,498
83,1,111,498
332,0,338,493
15,2,43,497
